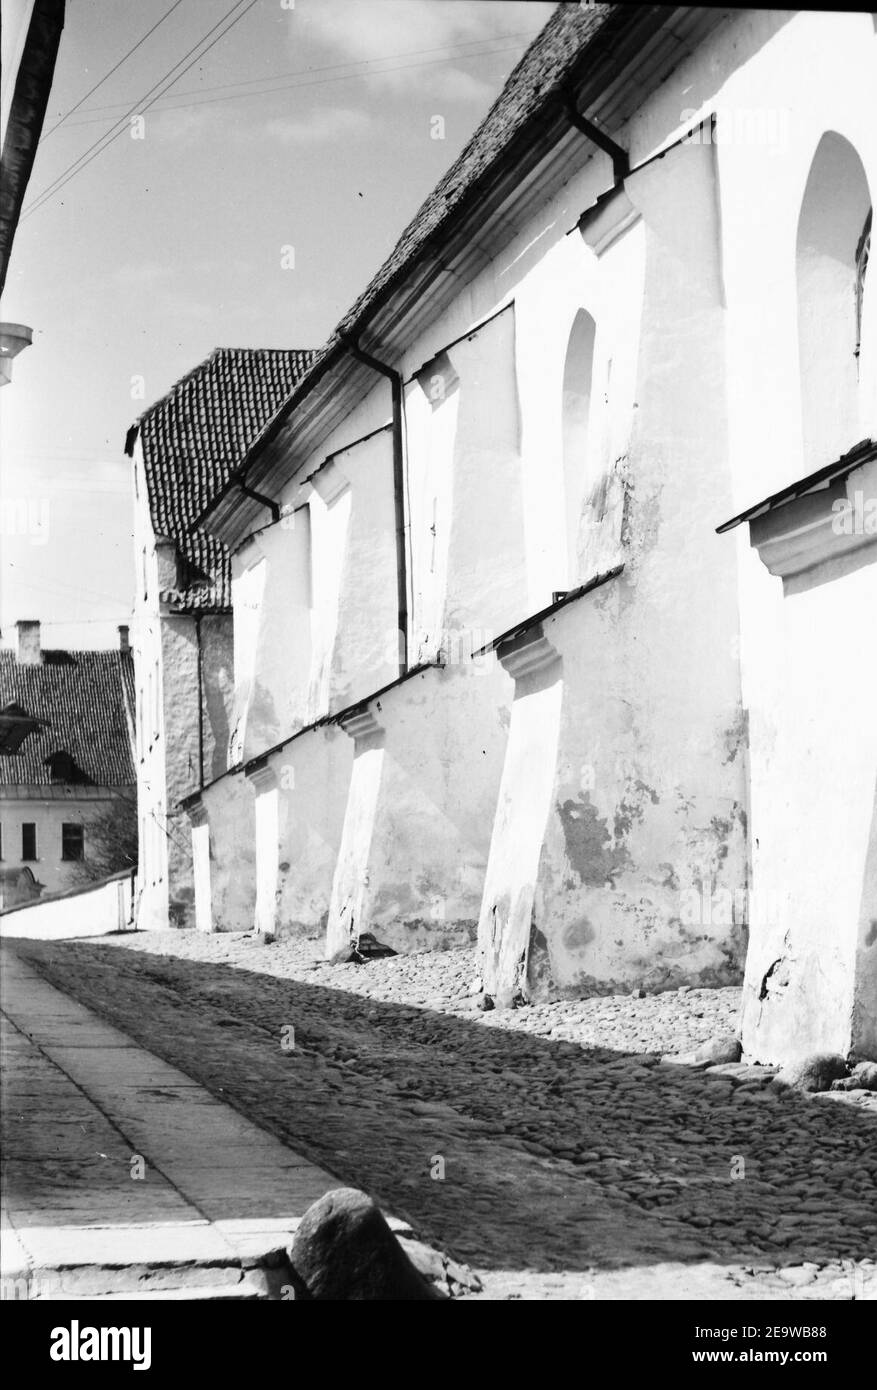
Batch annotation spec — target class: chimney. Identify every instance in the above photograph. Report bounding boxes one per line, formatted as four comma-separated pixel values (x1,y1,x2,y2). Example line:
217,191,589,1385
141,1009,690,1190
118,624,130,654
16,620,41,665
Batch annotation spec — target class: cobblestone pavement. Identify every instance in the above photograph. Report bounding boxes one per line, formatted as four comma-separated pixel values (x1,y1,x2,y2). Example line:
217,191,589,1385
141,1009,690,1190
6,932,876,1300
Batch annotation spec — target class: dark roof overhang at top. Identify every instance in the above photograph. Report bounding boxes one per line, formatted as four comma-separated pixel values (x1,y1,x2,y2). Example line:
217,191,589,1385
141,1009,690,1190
716,438,877,534
0,0,66,297
200,5,725,550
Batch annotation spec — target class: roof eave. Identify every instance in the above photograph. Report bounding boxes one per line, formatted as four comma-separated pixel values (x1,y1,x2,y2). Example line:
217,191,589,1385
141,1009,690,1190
716,439,877,534
202,4,715,551
0,0,66,297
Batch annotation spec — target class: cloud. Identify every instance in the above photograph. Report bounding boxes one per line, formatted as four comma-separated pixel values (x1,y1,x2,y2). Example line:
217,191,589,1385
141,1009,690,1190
262,106,374,147
295,0,552,100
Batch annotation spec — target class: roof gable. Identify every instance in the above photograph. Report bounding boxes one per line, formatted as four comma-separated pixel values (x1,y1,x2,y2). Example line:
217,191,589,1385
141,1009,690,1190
133,348,314,609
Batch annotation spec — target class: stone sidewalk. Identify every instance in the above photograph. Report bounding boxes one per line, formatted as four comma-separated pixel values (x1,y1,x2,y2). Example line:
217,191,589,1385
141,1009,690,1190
1,949,342,1299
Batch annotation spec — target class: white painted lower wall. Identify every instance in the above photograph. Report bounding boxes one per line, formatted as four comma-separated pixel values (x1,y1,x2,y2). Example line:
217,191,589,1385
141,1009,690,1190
0,870,135,939
740,546,877,1063
198,773,256,932
479,566,748,1004
326,661,512,958
273,724,353,939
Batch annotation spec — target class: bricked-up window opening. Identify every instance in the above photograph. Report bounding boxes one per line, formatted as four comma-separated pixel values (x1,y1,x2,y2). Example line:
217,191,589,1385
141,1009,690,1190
61,823,85,861
562,308,596,588
796,132,872,471
856,207,871,362
22,823,37,861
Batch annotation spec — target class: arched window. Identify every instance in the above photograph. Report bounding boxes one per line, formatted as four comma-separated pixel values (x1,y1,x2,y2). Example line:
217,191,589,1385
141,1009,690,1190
796,133,872,471
856,207,871,365
561,309,596,587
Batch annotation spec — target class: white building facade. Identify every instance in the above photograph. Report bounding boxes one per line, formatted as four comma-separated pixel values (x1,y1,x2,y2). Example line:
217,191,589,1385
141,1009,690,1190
127,349,313,930
179,6,874,1064
0,620,136,899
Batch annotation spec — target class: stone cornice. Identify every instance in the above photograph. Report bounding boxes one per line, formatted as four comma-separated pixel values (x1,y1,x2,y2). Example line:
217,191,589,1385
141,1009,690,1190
245,761,279,793
749,458,877,586
338,707,383,741
496,624,561,682
577,183,639,256
184,796,208,826
308,458,349,506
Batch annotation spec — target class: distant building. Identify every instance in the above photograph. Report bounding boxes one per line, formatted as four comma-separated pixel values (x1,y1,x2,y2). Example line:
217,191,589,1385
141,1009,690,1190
125,348,314,930
0,620,135,896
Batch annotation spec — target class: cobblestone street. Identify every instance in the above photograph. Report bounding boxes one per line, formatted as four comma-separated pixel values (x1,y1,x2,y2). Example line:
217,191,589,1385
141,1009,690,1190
5,931,875,1300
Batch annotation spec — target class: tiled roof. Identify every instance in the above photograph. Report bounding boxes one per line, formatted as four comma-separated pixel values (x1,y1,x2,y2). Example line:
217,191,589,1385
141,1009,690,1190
134,349,315,610
0,649,135,788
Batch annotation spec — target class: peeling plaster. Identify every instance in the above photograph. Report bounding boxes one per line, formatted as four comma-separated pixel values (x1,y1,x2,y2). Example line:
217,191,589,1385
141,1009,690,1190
557,792,630,888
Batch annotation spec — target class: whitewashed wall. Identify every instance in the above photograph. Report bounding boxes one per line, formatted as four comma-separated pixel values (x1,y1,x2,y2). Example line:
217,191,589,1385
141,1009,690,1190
132,442,235,930
0,870,135,939
193,9,877,1060
712,10,877,1062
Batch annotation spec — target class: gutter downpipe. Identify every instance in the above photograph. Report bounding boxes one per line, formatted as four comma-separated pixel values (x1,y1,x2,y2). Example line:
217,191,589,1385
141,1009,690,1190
238,478,281,523
195,615,205,790
562,97,629,182
341,336,408,678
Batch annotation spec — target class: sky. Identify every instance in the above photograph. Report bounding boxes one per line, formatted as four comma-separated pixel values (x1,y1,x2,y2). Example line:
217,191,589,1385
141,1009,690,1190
0,0,553,651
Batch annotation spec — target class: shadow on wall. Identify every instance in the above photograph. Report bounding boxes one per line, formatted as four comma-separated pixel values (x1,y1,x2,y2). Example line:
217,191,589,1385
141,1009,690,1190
205,664,233,783
11,936,877,1277
856,776,877,1059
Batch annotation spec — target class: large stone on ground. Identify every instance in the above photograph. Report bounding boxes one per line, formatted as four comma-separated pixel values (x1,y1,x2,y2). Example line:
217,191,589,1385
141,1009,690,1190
328,933,397,965
776,1053,848,1093
694,1035,742,1065
704,1063,776,1084
851,1060,877,1091
832,1061,877,1092
289,1188,444,1300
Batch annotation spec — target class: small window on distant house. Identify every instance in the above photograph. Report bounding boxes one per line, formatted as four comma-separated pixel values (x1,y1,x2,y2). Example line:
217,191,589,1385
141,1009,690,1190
22,823,37,861
47,750,73,783
62,823,84,861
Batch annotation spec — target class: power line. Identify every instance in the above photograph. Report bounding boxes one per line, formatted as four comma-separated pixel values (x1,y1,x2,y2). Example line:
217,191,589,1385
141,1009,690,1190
7,575,125,605
23,0,256,218
23,0,259,222
60,44,528,126
53,30,540,125
39,0,187,144
7,616,133,626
